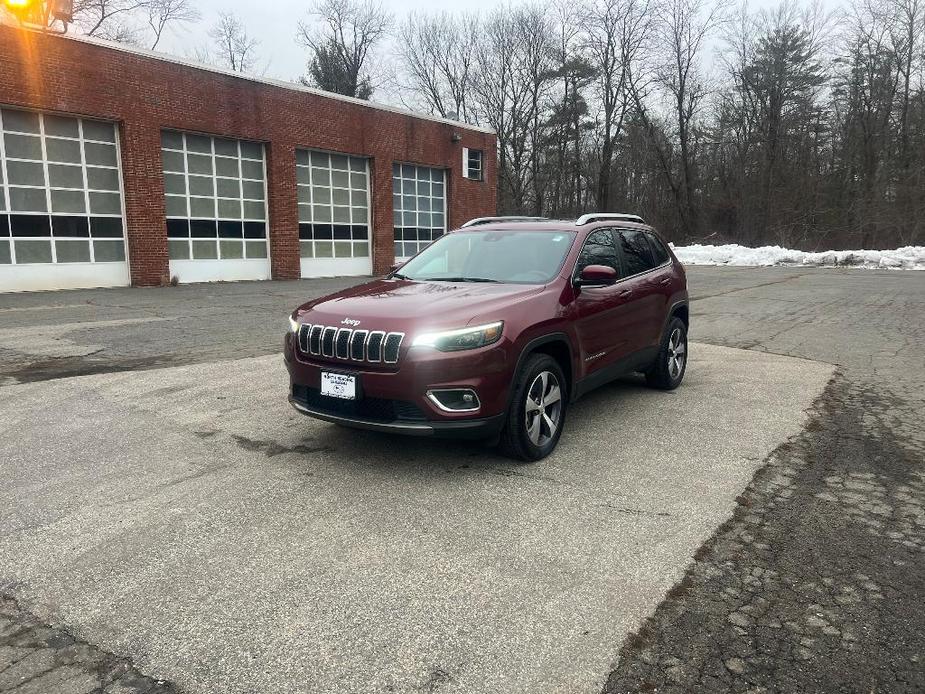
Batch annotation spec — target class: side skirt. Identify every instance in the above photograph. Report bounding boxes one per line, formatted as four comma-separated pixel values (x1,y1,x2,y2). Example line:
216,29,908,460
572,347,659,401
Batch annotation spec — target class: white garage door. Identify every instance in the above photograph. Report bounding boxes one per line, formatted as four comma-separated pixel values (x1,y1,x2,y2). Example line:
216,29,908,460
297,149,372,278
392,163,446,261
161,131,270,284
0,107,129,293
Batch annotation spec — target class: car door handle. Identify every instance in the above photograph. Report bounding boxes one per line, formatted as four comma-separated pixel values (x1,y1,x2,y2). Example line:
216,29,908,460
619,289,633,297
659,278,671,286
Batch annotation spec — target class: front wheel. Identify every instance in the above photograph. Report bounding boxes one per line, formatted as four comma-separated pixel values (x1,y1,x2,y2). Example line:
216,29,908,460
645,317,688,390
498,354,568,462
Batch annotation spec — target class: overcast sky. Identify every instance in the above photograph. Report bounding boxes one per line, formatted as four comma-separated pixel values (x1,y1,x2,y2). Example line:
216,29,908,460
157,0,501,84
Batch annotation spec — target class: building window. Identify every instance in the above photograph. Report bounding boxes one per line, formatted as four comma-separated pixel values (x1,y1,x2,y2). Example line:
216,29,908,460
0,107,125,265
160,131,268,261
296,150,370,260
463,148,483,181
392,163,446,259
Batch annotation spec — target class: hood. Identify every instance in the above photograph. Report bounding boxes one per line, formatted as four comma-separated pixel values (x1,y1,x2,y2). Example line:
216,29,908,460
296,279,543,332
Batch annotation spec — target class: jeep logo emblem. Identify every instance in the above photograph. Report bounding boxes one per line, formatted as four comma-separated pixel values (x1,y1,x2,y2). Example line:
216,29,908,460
341,318,361,327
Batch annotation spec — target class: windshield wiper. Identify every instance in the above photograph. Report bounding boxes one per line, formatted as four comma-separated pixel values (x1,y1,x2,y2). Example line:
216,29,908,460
430,276,501,283
390,272,408,280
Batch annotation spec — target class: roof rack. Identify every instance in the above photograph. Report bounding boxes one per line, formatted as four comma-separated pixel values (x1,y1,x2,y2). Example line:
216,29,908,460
460,216,548,228
575,213,645,226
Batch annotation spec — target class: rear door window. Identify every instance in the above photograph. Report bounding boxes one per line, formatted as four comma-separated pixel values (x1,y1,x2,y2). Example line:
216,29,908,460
576,229,620,276
618,229,657,276
645,232,671,265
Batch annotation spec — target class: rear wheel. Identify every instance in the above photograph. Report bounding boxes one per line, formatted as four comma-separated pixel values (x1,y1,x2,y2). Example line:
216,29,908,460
498,354,567,462
645,317,688,390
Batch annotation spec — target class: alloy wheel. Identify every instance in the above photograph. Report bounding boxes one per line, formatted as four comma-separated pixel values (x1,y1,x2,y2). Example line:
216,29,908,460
668,327,686,380
525,370,562,446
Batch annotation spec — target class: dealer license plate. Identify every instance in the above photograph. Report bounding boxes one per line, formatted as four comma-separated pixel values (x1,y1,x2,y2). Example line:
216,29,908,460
320,372,356,400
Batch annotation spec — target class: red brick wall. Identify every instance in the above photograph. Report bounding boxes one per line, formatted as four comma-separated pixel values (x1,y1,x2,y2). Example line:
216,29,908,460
0,26,497,285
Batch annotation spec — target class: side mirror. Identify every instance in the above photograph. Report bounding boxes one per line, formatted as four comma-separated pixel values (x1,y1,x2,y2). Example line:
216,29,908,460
575,264,618,287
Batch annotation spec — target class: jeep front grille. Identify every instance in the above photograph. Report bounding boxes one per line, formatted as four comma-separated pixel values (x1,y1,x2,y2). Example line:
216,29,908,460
297,323,404,364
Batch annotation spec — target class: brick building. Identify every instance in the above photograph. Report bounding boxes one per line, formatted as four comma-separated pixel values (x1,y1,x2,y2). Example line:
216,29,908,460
0,25,497,292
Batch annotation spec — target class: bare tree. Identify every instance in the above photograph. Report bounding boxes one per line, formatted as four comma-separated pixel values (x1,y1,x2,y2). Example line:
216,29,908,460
298,0,392,99
206,11,260,74
396,12,479,121
146,0,199,50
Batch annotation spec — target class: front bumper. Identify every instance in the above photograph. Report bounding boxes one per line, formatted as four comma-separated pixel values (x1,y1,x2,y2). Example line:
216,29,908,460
288,396,506,439
284,331,512,439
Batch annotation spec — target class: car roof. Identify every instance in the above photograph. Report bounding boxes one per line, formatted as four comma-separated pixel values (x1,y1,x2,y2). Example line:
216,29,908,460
452,219,655,233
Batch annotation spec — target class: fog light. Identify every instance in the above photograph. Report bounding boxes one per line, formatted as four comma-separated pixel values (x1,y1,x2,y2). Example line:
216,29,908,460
427,388,481,412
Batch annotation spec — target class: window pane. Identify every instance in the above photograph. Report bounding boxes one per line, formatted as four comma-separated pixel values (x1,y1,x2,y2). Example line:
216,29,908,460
55,239,91,262
240,141,263,160
185,134,212,153
161,150,185,172
310,151,329,167
298,204,312,222
89,192,121,215
313,205,331,223
165,195,187,217
2,108,40,133
312,168,330,186
245,240,267,258
0,240,10,264
300,240,313,257
188,175,214,196
14,239,52,263
10,187,47,212
213,138,238,156
214,157,239,177
7,160,45,186
52,216,89,237
93,239,125,262
45,137,82,163
217,177,240,198
187,153,213,175
84,142,118,166
190,219,217,237
192,240,218,259
82,120,116,142
86,167,120,191
189,197,214,217
241,159,263,179
314,241,332,257
10,214,50,236
351,207,366,224
332,170,349,188
5,133,43,159
166,219,189,238
44,115,80,138
578,229,619,274
354,242,369,257
163,173,186,195
243,221,265,239
161,130,184,149
168,239,190,259
297,187,312,204
333,206,350,223
242,180,264,200
48,164,84,189
334,241,351,258
218,198,241,219
243,200,264,219
90,217,123,238
51,189,87,213
218,221,243,238
220,239,243,259
619,229,656,276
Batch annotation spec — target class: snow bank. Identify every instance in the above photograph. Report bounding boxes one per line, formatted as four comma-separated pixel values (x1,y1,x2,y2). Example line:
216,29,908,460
671,244,925,270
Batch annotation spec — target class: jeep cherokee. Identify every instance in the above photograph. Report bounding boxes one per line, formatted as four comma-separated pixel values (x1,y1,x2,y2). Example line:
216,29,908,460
284,214,689,461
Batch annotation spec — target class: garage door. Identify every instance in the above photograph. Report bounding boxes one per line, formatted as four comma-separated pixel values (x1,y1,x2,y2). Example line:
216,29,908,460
392,164,446,261
161,131,270,284
0,107,128,293
297,149,371,278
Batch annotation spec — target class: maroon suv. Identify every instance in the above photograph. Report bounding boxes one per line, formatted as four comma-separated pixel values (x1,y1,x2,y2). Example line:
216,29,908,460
284,214,689,460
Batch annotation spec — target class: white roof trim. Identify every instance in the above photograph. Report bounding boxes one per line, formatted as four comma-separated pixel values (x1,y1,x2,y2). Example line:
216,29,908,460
36,28,495,135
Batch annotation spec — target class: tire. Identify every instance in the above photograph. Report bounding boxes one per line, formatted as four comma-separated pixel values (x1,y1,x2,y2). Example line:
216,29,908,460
498,353,568,462
645,316,688,390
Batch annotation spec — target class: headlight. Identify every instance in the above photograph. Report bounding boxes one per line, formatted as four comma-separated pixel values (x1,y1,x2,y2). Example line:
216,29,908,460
288,315,300,333
412,321,503,351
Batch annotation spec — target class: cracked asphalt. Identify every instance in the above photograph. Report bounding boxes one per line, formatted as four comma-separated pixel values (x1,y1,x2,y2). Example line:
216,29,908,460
0,266,922,693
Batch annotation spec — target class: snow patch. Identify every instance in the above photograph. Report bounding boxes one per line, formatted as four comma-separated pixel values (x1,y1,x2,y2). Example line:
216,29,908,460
671,244,925,270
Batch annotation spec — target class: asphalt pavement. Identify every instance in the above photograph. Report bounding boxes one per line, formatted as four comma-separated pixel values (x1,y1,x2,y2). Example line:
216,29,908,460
0,266,922,693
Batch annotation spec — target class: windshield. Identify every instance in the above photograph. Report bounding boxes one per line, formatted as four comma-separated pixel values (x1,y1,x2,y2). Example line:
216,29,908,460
395,230,576,284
